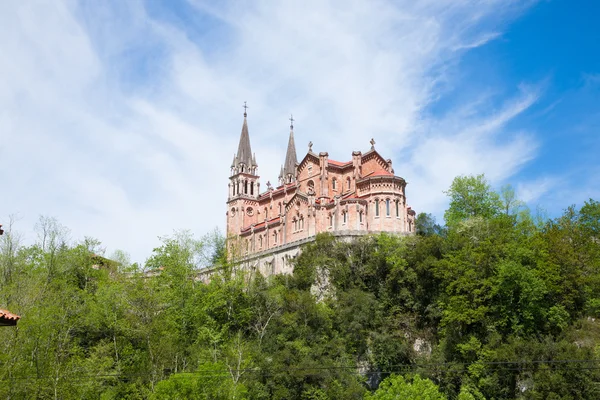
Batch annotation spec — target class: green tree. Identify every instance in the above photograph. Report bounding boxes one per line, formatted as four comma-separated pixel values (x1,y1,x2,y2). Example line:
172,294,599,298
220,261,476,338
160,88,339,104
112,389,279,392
444,174,502,227
415,213,443,236
499,184,524,216
367,374,447,400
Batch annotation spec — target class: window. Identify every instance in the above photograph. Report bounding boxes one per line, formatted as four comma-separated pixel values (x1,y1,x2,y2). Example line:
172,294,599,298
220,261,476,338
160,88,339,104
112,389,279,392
329,214,333,227
346,177,351,191
278,203,282,215
251,183,254,195
307,180,315,194
375,199,380,217
386,199,390,216
359,211,363,223
274,231,278,244
332,178,337,190
259,236,263,249
396,200,399,217
300,216,304,230
343,212,347,224
244,180,248,194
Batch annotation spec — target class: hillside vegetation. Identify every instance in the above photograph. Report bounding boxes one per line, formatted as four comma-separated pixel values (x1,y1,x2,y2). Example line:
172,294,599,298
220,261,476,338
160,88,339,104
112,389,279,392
1,175,599,399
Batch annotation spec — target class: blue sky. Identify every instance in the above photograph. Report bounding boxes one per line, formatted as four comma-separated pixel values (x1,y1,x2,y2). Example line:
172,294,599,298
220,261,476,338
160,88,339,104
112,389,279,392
1,0,598,263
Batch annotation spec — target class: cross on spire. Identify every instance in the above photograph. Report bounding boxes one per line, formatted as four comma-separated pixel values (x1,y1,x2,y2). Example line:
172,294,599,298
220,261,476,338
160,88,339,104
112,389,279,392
289,114,294,130
243,101,249,117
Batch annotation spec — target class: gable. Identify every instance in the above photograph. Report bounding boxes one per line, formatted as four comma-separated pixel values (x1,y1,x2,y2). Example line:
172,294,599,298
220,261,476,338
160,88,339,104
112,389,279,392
361,149,390,177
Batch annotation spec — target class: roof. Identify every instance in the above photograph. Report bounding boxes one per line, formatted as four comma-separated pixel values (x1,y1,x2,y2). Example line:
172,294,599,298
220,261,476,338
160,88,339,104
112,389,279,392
235,115,254,167
241,216,280,233
366,169,394,177
282,128,298,179
328,159,352,167
0,309,20,326
257,182,298,200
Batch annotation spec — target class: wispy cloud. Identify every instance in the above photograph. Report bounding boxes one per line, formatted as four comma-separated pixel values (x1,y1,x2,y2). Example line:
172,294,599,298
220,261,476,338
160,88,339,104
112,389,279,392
517,177,562,204
1,0,541,261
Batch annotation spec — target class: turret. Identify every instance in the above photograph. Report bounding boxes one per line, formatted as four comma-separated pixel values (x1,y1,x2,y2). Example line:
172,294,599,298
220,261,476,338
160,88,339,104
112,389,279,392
228,104,260,200
279,114,298,185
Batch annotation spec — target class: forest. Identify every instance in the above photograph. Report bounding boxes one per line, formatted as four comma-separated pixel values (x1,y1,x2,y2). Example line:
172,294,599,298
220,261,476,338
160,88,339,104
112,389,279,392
0,174,599,399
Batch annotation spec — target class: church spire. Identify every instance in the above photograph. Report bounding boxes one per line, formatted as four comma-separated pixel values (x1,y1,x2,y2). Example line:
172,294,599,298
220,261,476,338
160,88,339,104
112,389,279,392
282,114,298,184
233,102,256,174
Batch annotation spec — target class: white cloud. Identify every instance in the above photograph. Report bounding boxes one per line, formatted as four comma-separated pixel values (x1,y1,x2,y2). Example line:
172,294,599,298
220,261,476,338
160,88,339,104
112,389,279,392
517,177,562,204
1,0,540,262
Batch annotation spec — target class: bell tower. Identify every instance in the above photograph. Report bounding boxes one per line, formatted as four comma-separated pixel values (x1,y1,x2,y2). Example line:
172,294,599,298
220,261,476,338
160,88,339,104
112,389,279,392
227,103,260,240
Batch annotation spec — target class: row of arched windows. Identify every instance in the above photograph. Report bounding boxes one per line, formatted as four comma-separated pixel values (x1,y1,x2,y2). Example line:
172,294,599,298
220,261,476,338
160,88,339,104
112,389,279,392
331,177,353,192
232,179,256,196
293,216,305,232
255,229,281,251
374,198,402,217
330,208,364,228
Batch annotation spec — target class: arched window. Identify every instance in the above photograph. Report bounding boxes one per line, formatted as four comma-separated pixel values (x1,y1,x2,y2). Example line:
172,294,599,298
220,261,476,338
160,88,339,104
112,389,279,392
386,199,390,216
244,180,248,194
278,203,282,215
251,182,254,195
375,199,380,217
343,211,347,224
300,216,304,230
359,211,363,223
259,236,263,249
274,230,278,244
346,177,351,191
396,200,399,217
307,180,315,194
332,178,337,190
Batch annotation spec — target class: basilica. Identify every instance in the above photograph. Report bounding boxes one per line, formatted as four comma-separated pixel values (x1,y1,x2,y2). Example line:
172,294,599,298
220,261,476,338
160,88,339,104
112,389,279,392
226,108,416,276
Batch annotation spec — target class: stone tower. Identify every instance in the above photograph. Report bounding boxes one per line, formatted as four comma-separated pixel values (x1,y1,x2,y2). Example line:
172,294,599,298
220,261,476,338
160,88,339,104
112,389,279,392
227,109,260,241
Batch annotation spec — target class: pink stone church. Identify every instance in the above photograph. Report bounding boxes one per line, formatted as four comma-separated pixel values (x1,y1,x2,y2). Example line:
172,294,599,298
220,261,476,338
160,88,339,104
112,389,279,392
226,109,416,276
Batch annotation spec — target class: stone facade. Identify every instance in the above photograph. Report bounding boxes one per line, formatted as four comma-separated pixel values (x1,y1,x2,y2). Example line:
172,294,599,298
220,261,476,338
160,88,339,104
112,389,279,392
225,111,416,276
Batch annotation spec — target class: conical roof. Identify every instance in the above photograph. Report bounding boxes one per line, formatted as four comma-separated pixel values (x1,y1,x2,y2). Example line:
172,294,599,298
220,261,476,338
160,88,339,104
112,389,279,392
282,127,297,180
236,115,253,167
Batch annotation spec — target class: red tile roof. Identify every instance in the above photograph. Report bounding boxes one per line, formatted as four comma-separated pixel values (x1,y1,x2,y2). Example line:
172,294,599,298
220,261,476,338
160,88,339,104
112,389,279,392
258,183,297,199
365,169,394,177
328,159,352,167
0,309,20,326
241,216,280,233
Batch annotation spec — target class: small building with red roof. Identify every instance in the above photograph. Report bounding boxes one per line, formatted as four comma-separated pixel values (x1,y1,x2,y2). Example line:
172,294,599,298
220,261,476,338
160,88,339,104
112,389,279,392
0,309,20,327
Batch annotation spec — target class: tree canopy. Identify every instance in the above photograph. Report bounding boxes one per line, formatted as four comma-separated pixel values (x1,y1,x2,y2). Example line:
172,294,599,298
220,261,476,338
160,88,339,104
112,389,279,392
0,176,599,399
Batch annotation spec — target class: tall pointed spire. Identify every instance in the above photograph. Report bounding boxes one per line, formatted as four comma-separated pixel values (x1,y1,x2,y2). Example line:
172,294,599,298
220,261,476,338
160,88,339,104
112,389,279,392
234,102,255,173
282,114,298,183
